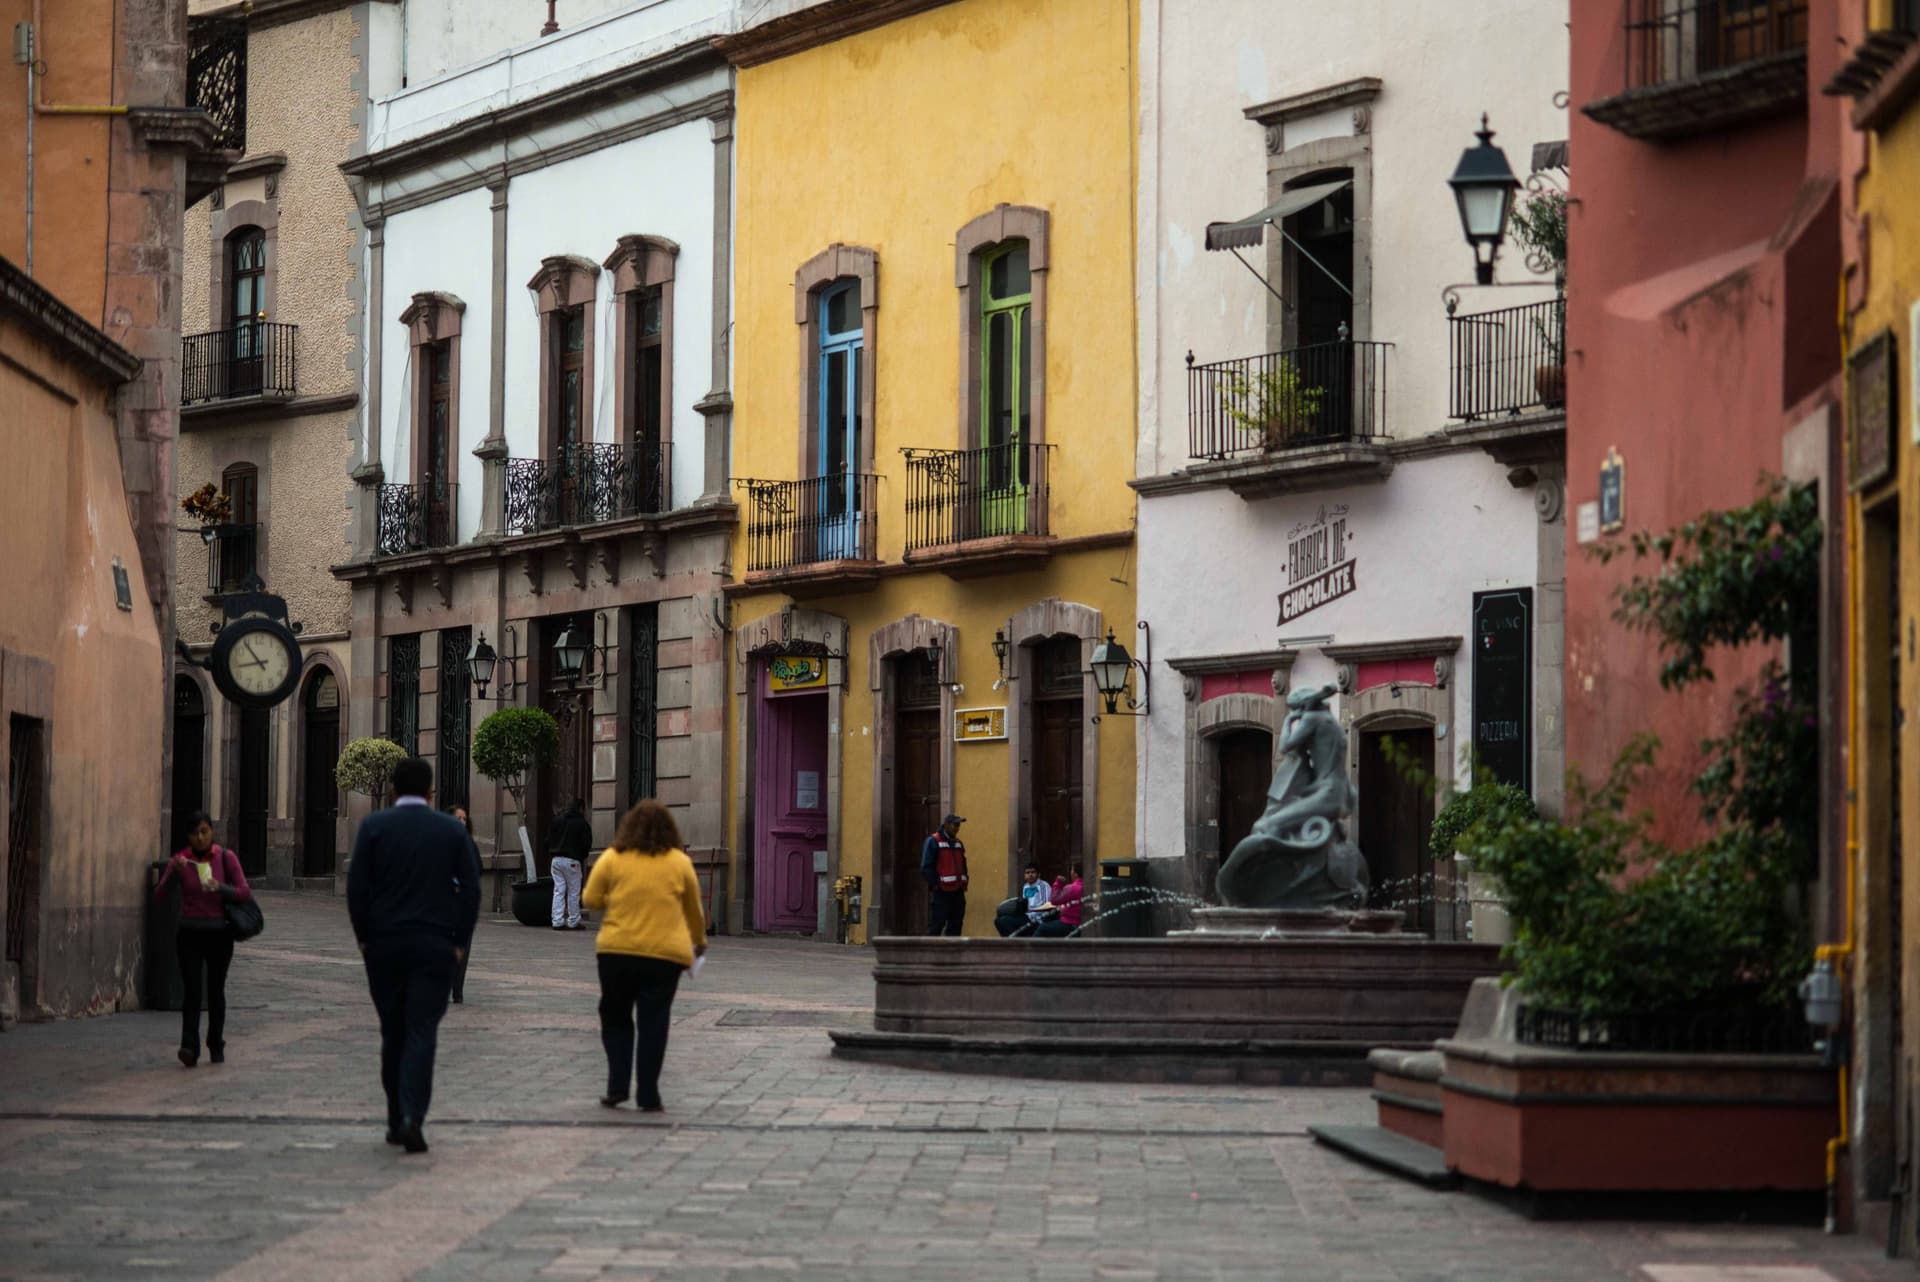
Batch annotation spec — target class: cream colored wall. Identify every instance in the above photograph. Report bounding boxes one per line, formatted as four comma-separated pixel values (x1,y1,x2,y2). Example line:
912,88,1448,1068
0,321,165,1017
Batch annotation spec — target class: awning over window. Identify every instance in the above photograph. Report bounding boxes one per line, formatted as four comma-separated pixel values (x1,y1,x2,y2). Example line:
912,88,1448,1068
1204,178,1353,252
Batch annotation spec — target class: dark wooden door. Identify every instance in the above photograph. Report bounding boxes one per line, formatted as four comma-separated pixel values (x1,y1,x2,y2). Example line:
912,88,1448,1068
171,676,206,853
1357,727,1436,931
7,715,45,1010
1216,728,1273,860
535,613,593,874
237,707,271,876
301,672,340,877
892,707,940,936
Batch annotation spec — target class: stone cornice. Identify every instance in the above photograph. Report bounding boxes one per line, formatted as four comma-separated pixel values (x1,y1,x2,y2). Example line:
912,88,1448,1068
1320,636,1462,664
1166,649,1299,677
1244,77,1383,127
1131,428,1522,497
331,503,739,583
712,0,963,68
181,390,358,428
0,256,142,384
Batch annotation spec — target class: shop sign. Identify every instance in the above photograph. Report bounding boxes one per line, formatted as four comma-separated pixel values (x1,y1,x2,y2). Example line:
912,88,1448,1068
767,654,828,694
1277,505,1356,625
1472,588,1532,794
954,707,1007,742
1850,328,1894,491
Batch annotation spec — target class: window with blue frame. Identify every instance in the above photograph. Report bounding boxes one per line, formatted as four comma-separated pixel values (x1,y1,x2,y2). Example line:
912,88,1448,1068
815,280,864,558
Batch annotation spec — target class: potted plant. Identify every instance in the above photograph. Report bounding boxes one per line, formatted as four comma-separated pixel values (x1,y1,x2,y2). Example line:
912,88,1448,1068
1428,776,1537,944
334,737,408,889
1508,189,1567,408
1224,358,1326,450
180,482,234,528
471,706,561,927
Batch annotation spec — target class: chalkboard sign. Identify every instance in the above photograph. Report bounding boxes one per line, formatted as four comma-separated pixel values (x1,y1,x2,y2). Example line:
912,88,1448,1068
1472,588,1532,794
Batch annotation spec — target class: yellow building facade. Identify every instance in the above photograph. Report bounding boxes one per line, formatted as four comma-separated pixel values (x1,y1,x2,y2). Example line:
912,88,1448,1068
1835,0,1920,1247
717,0,1139,940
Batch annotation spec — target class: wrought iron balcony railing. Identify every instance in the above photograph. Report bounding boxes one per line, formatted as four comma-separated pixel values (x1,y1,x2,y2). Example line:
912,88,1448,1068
503,440,670,535
1448,297,1565,422
375,482,459,556
181,322,297,405
188,18,247,153
739,473,880,574
201,522,257,594
1621,0,1807,90
1187,338,1391,462
904,443,1054,553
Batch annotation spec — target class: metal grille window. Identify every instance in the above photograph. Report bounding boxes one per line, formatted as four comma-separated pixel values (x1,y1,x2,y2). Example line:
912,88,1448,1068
388,635,421,757
628,604,659,805
187,19,246,153
439,628,471,809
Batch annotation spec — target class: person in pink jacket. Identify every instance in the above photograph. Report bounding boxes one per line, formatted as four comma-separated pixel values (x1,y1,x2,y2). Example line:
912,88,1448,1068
153,810,253,1066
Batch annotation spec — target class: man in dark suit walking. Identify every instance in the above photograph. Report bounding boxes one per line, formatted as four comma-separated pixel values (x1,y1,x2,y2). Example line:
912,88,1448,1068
347,756,481,1154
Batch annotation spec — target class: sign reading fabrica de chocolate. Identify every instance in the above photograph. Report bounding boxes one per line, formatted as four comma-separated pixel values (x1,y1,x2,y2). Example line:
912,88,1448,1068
1276,506,1357,625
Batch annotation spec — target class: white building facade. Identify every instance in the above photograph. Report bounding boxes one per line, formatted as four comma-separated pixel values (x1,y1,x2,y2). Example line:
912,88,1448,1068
335,0,739,912
1133,0,1571,934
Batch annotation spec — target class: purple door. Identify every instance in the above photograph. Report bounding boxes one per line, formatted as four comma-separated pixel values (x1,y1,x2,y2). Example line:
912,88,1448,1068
755,689,827,932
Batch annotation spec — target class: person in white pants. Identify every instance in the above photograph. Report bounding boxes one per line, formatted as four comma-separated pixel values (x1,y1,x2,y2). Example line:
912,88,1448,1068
549,798,592,930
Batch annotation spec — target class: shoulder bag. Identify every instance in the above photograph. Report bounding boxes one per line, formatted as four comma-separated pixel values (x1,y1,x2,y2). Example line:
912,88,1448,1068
221,848,265,941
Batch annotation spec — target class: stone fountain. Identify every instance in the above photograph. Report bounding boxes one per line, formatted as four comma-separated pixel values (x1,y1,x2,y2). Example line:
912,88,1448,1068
829,683,1504,1083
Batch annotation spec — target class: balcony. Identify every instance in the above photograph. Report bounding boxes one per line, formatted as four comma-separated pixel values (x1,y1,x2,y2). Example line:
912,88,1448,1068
1184,338,1393,500
1448,297,1565,422
375,482,459,557
504,441,670,536
1585,0,1808,141
903,443,1056,576
187,18,247,154
201,523,257,595
737,473,881,596
181,322,297,406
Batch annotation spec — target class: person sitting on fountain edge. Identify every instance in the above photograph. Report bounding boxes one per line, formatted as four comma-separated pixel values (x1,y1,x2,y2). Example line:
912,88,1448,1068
1035,864,1084,938
919,813,968,936
1020,863,1052,928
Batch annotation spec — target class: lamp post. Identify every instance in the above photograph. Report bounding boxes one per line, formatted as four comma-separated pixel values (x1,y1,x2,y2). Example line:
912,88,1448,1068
991,629,1011,682
467,632,499,699
1088,623,1151,718
1447,114,1521,286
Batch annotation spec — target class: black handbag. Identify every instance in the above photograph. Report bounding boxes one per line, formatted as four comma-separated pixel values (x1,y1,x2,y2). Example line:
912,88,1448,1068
220,849,265,941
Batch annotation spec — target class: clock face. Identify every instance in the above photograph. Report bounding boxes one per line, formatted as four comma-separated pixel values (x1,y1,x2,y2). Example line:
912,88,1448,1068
219,622,299,705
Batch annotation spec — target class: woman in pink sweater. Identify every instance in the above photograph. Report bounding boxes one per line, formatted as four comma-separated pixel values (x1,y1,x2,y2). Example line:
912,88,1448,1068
153,810,253,1066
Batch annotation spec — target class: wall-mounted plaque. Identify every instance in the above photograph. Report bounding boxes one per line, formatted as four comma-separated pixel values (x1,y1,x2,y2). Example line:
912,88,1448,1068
1471,588,1532,794
1598,448,1625,534
1850,328,1895,491
954,706,1007,742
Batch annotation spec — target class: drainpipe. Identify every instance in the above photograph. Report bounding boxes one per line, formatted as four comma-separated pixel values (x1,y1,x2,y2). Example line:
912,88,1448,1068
1819,275,1861,1234
13,22,30,276
28,2,128,115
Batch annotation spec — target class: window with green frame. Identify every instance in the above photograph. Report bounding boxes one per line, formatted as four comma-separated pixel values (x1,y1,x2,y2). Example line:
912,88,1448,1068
979,241,1032,534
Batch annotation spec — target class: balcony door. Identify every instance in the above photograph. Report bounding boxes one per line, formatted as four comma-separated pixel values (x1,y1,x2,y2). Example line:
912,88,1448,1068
814,281,864,560
424,340,454,546
628,285,665,513
979,242,1032,537
550,304,587,526
1281,177,1354,442
227,227,266,398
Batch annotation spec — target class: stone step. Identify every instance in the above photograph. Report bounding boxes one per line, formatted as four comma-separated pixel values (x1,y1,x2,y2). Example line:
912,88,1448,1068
1309,1123,1460,1189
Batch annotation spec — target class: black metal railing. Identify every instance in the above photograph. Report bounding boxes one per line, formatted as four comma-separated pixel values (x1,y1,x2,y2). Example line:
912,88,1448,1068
739,473,880,573
1187,338,1391,462
203,523,257,593
503,440,670,535
1448,297,1566,422
904,443,1054,553
188,18,247,153
375,482,459,556
1622,0,1808,90
181,322,297,405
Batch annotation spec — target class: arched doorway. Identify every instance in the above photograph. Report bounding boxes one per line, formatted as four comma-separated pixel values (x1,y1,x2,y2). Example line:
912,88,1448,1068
1029,635,1084,885
170,676,206,853
1215,728,1273,860
301,669,341,877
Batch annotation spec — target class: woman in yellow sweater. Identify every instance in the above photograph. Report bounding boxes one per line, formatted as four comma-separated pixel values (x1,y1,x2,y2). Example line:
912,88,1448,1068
581,800,708,1111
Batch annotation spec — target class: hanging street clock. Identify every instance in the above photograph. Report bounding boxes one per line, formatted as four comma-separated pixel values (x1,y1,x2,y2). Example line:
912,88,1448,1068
176,574,305,710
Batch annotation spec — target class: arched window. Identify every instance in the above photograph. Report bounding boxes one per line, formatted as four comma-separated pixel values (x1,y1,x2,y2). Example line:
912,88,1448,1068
226,227,267,396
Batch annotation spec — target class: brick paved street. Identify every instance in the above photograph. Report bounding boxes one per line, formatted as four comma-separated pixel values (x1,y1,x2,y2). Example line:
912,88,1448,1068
0,893,1905,1282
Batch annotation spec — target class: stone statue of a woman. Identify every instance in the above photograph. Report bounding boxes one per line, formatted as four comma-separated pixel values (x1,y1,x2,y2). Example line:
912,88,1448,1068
1216,683,1369,910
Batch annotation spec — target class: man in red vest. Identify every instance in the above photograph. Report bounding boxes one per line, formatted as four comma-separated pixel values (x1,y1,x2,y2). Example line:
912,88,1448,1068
919,813,968,936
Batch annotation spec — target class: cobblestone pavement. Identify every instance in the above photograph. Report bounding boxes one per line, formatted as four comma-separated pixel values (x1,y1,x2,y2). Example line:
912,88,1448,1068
0,893,1905,1282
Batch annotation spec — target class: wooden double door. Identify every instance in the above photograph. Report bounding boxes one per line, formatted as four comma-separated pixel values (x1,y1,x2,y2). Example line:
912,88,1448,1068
887,653,942,936
1029,637,1084,885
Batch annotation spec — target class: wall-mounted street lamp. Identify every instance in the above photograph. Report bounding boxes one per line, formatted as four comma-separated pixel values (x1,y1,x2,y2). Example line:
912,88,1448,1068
466,627,525,702
1089,622,1151,718
1448,114,1521,287
551,615,615,692
990,629,1011,685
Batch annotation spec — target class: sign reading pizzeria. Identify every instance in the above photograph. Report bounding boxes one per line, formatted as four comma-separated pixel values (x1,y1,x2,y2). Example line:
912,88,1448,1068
1276,505,1357,625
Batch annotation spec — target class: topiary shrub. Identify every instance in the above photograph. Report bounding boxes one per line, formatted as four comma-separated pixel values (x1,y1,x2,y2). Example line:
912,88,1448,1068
335,736,407,799
1430,777,1539,864
472,707,560,883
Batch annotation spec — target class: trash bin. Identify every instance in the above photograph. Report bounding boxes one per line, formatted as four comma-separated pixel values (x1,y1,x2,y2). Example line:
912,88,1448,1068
1096,859,1152,938
145,860,183,1011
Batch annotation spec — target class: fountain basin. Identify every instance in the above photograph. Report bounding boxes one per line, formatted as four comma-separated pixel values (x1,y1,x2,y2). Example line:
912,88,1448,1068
829,934,1503,1083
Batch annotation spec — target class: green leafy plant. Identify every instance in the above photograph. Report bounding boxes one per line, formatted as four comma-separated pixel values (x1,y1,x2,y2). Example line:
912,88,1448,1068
471,707,560,804
1508,188,1567,281
1224,359,1325,449
1478,477,1820,1020
334,737,407,799
1430,776,1539,863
